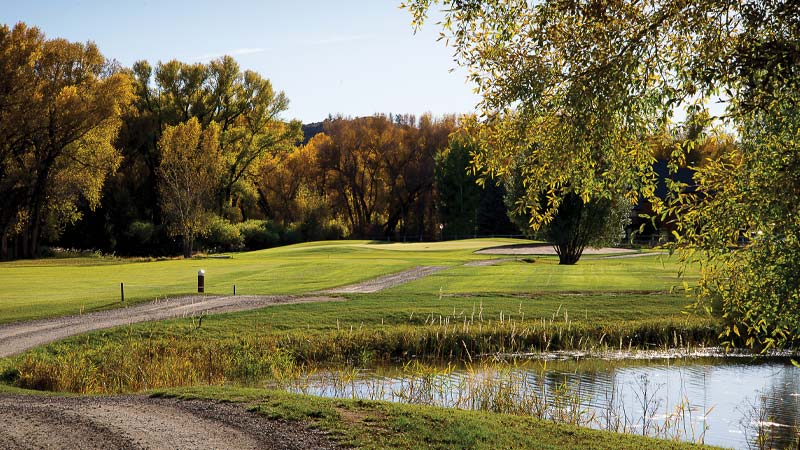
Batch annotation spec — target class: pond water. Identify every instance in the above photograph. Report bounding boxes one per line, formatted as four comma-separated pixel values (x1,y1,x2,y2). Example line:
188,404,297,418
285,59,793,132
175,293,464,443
285,356,800,449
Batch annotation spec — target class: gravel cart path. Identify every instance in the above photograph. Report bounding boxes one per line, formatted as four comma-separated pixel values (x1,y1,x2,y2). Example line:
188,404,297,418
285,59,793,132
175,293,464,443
0,394,339,450
0,294,340,357
321,265,448,294
0,265,455,357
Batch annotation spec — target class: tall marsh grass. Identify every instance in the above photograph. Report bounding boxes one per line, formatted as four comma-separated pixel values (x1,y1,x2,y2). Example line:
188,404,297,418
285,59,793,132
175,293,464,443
8,306,717,394
289,359,713,445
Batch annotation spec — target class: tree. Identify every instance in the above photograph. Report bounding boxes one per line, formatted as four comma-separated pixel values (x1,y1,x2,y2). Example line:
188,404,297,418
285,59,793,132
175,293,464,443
404,2,672,233
253,138,321,225
504,159,631,264
435,130,516,239
157,118,223,258
405,0,800,349
115,56,300,229
435,133,483,238
668,0,800,350
0,22,133,258
313,115,453,239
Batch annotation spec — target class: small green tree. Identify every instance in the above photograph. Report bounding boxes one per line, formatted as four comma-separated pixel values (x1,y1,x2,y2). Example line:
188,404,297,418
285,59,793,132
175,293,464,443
504,161,630,264
435,134,482,238
157,118,223,258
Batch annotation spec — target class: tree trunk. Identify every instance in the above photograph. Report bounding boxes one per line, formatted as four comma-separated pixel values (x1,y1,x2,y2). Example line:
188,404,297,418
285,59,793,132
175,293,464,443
556,243,584,265
0,232,8,260
183,236,193,258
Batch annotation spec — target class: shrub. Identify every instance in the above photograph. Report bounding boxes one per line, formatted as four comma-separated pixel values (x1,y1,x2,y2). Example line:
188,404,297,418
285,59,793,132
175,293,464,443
202,216,244,252
238,220,280,249
126,220,155,246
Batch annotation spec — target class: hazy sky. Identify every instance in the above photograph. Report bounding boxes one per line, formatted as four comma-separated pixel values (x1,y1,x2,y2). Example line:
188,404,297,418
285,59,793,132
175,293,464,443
4,0,479,123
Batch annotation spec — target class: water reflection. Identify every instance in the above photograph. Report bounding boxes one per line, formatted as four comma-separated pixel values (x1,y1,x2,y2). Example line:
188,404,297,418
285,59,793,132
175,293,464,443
282,357,800,449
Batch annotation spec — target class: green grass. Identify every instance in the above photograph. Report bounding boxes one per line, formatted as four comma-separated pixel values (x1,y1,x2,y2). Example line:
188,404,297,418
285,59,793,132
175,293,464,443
88,290,698,337
389,254,694,294
0,239,720,448
2,241,712,394
152,386,721,449
0,238,527,323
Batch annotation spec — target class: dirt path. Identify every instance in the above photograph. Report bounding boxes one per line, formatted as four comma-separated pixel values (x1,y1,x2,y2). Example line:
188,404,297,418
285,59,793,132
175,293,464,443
321,265,448,294
0,295,340,358
0,394,338,450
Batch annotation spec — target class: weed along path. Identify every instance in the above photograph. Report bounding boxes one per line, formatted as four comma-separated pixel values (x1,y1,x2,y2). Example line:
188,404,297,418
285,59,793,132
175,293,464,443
0,394,338,450
0,294,341,357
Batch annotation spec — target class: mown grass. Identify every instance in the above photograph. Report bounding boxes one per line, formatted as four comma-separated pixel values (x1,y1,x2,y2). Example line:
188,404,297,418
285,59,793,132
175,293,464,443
152,386,721,449
0,238,526,323
389,254,694,294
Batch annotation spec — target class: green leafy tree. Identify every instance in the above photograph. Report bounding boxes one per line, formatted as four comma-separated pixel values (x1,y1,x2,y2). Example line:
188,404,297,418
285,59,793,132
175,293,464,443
435,130,516,239
0,22,133,258
435,133,483,238
157,118,223,258
405,0,800,349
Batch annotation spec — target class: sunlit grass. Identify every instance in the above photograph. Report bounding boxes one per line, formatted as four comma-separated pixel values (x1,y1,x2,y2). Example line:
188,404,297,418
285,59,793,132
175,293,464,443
0,238,525,323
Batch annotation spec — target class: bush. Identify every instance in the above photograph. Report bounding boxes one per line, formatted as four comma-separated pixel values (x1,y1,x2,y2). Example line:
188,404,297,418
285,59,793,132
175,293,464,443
238,220,280,250
202,216,244,252
117,221,181,256
126,221,155,246
298,217,348,242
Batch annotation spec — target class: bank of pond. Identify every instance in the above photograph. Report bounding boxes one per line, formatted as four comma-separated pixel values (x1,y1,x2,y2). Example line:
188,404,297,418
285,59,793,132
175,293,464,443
264,354,798,449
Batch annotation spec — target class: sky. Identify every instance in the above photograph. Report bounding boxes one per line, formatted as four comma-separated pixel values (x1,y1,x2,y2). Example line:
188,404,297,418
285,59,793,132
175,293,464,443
3,0,480,123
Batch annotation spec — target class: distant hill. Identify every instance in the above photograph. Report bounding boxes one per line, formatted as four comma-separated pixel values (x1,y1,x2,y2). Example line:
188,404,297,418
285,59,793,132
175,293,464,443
301,122,325,145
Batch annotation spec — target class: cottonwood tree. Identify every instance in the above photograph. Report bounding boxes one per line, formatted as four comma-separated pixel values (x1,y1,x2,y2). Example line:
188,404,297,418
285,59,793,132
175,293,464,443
254,138,321,224
312,115,453,238
405,0,800,349
386,114,454,238
124,57,301,222
0,22,133,258
157,118,223,258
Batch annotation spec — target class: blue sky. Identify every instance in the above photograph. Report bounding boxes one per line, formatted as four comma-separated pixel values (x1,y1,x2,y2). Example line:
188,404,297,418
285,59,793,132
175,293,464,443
4,0,479,123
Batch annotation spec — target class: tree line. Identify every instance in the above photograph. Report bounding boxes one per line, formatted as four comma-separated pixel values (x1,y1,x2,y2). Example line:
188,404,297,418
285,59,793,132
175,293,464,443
0,22,522,259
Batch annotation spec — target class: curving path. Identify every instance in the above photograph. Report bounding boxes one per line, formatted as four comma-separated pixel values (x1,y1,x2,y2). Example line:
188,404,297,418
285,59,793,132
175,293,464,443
321,265,448,293
0,295,341,357
0,265,461,357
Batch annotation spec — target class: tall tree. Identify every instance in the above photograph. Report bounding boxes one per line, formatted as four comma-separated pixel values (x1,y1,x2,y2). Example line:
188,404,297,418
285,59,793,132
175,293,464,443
315,116,391,236
157,118,223,258
0,22,132,258
313,115,452,238
117,56,300,227
254,138,321,224
405,0,800,349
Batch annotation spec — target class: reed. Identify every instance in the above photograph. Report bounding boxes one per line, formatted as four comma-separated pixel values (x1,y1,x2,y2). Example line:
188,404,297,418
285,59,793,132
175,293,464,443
7,307,718,394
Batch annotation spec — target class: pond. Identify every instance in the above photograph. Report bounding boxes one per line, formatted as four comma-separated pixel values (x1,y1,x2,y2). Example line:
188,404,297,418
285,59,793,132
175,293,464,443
284,355,800,449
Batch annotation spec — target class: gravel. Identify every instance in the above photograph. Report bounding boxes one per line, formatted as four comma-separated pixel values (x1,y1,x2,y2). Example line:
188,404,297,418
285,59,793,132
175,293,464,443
321,266,448,293
0,394,340,450
0,295,341,357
